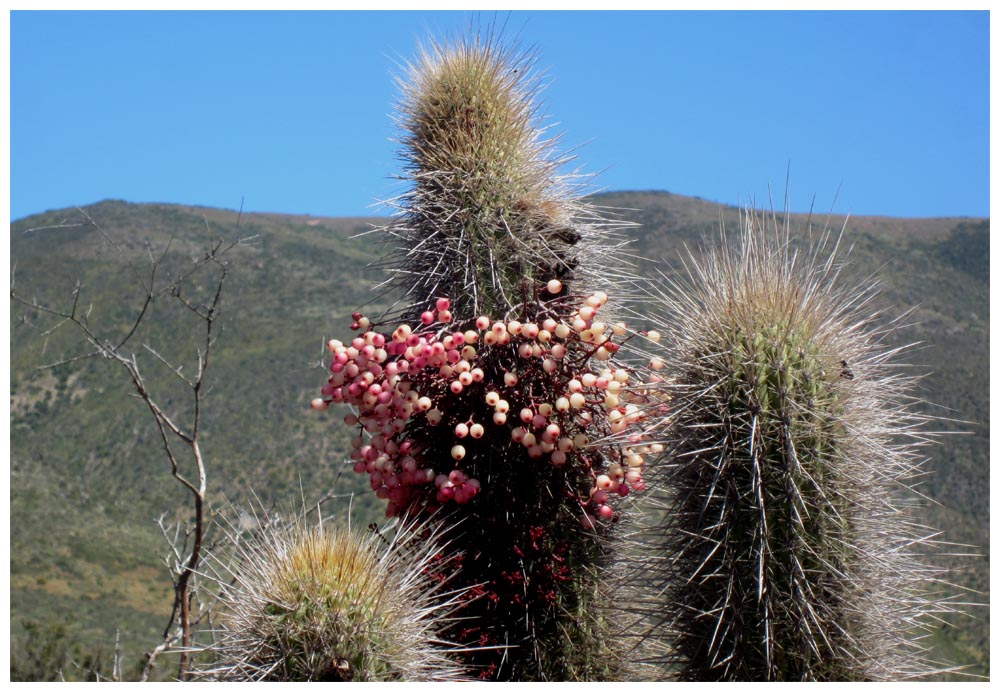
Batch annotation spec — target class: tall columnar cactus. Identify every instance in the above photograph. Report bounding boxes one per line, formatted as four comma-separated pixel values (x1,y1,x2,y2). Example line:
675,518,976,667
311,33,652,680
635,210,951,680
198,513,468,681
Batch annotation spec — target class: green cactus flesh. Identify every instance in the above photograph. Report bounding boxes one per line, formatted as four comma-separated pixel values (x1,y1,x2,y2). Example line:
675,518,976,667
672,318,866,680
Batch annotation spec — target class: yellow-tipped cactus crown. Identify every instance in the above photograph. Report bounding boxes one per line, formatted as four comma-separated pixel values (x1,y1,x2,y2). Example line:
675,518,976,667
200,514,467,681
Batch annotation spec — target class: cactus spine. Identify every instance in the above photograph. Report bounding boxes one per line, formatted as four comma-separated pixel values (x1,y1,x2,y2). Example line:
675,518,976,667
637,209,950,680
199,514,467,681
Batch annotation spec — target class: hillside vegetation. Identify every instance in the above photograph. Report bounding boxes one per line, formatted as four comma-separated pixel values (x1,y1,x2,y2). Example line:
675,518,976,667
9,192,989,679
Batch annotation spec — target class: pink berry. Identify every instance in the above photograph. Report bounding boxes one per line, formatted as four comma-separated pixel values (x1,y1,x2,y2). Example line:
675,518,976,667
546,279,563,294
451,445,466,460
421,310,435,325
436,297,451,312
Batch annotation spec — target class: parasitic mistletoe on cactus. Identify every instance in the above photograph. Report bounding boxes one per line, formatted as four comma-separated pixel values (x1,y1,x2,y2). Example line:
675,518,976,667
312,282,668,679
312,285,659,526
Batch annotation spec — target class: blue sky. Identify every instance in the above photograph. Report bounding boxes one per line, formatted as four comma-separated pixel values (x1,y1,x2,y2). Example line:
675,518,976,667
9,10,990,221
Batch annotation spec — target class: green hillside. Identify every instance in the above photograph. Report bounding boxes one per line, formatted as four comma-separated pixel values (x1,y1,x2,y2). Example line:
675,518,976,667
9,193,989,679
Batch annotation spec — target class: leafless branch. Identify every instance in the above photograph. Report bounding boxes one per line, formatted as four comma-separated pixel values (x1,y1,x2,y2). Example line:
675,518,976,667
10,208,252,681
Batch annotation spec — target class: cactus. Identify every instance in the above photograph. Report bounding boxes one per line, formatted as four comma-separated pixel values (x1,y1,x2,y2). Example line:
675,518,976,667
633,209,952,680
310,32,654,680
198,511,468,681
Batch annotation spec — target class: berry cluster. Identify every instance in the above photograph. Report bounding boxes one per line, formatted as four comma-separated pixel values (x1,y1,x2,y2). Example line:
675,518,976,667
312,283,662,525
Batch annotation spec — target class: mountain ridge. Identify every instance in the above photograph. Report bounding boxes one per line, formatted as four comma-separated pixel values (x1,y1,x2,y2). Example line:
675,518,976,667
17,189,987,228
